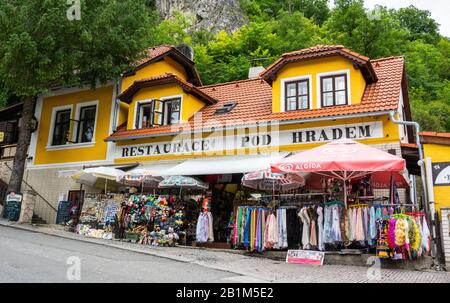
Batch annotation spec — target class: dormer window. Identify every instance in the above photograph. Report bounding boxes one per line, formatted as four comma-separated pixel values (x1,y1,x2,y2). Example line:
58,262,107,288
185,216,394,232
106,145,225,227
285,79,310,111
135,97,181,129
320,74,348,107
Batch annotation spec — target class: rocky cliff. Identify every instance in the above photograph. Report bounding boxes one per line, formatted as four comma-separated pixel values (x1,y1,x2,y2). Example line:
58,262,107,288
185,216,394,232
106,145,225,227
155,0,247,33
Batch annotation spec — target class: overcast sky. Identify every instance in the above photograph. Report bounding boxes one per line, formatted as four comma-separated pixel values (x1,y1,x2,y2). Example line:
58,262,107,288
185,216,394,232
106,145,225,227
362,0,450,37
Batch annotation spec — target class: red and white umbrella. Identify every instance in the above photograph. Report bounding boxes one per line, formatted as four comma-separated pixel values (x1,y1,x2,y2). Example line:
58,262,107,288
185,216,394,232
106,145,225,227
271,139,408,204
118,168,162,188
242,169,306,192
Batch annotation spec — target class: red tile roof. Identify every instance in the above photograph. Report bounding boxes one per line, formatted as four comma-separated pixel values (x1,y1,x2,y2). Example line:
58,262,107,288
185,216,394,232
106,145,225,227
106,50,405,141
261,45,377,83
126,45,202,86
136,45,174,66
118,73,217,105
420,132,450,139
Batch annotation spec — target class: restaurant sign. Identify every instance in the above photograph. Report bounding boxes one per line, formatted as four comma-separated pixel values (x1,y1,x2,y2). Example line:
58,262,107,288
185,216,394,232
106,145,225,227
116,121,383,159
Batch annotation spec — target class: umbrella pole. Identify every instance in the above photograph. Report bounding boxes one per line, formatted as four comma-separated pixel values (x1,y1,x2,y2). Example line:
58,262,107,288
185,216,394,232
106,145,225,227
105,179,107,194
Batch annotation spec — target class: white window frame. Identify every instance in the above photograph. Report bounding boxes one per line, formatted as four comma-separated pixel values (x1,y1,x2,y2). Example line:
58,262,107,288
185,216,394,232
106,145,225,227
316,69,351,109
280,75,313,112
46,104,73,149
161,94,183,124
71,100,99,145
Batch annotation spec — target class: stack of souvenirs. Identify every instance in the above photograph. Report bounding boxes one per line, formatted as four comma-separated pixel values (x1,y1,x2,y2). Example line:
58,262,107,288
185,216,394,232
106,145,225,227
75,194,122,240
119,194,187,246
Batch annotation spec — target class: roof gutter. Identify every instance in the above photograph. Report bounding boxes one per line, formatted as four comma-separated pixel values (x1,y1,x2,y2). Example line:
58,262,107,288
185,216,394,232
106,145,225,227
105,110,392,142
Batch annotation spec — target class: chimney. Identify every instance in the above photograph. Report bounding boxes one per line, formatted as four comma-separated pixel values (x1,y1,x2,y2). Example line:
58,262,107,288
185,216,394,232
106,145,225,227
175,43,194,61
248,66,266,79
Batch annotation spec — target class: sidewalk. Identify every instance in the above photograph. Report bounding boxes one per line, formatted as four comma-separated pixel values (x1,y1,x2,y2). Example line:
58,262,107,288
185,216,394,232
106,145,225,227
1,219,449,283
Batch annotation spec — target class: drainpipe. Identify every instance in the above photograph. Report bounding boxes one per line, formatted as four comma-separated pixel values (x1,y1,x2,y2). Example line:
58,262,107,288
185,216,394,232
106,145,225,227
389,111,444,270
112,76,122,132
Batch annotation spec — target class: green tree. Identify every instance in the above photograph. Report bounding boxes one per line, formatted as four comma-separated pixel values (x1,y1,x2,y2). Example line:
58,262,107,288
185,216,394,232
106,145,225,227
0,0,152,193
325,1,409,58
396,5,440,44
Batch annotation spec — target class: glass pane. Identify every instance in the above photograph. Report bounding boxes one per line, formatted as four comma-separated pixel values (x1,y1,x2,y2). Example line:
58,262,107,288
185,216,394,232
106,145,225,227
141,105,152,128
56,110,70,123
322,78,333,92
286,83,297,97
170,101,180,112
300,96,309,109
81,107,96,120
170,111,180,124
335,76,346,90
336,91,347,105
323,92,334,106
298,81,308,95
80,120,95,142
286,97,297,111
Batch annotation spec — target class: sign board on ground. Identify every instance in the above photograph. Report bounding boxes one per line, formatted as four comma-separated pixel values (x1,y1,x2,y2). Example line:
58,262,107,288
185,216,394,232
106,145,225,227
3,192,23,221
286,250,325,265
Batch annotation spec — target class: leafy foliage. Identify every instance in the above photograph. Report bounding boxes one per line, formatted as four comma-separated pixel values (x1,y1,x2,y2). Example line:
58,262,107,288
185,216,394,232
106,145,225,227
0,0,153,97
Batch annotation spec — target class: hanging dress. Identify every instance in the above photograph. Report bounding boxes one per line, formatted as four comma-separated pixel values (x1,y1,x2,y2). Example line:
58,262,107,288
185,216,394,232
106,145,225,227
317,206,324,251
207,211,214,242
299,207,311,249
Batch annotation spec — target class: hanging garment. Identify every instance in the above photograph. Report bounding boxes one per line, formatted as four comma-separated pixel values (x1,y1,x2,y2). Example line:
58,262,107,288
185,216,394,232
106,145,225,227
207,211,214,242
244,209,251,248
322,206,331,244
298,207,311,249
240,208,246,245
250,209,256,251
351,207,357,241
340,206,349,244
196,213,209,243
278,208,288,249
261,210,266,252
369,207,377,245
355,208,365,241
286,208,302,249
308,207,318,247
317,206,324,251
363,207,369,241
265,213,278,249
331,205,342,242
421,217,431,255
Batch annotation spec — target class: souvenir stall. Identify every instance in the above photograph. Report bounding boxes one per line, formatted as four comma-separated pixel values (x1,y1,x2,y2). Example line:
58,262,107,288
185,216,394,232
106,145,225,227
231,169,307,252
262,139,432,260
75,193,124,240
116,175,211,247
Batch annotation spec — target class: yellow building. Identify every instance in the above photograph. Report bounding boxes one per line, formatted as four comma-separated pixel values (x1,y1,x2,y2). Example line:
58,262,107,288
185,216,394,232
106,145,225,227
23,44,415,223
420,132,450,214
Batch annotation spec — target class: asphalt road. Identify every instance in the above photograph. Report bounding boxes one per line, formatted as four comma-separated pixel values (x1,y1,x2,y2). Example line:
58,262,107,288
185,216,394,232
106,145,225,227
0,226,236,283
